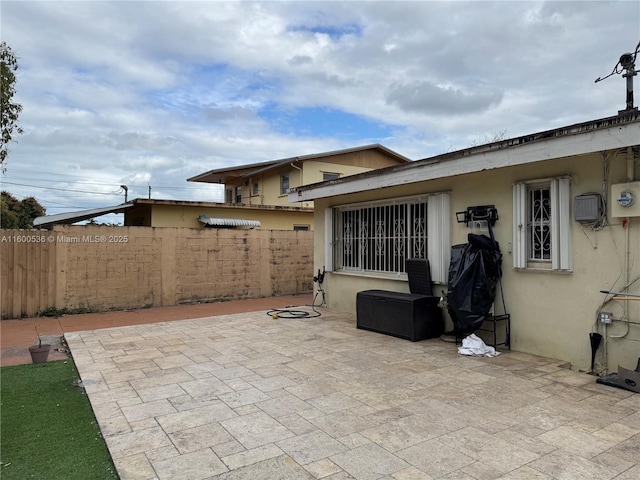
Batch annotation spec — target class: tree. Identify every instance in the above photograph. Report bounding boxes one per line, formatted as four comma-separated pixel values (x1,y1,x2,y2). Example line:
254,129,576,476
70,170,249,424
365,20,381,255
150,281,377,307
0,192,19,229
1,42,24,172
86,218,121,226
0,191,45,229
446,129,509,153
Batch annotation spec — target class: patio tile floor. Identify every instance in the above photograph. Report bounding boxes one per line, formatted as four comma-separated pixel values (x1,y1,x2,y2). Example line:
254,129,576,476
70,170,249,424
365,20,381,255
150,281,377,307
65,309,640,480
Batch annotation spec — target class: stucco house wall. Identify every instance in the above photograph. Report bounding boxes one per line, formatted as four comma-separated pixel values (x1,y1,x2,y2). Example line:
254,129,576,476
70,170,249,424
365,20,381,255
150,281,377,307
254,158,407,209
304,124,639,374
190,145,410,210
124,200,314,230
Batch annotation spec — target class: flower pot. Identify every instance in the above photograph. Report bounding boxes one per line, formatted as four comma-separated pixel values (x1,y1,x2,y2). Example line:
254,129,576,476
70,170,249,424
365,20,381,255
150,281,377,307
29,344,52,364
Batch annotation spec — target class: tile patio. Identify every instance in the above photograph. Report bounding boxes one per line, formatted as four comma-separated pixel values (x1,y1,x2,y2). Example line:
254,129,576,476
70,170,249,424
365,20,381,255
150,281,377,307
65,309,640,480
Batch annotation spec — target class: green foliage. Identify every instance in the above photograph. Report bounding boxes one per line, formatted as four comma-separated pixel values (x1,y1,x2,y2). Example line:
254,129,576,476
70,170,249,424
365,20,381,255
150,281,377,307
37,306,95,317
86,218,122,226
0,193,19,228
1,41,23,171
0,360,118,479
1,191,46,229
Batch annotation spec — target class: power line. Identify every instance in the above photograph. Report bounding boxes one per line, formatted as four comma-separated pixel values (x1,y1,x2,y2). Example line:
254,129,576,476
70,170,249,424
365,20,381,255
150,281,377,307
2,174,220,190
42,200,91,208
3,176,118,187
1,190,90,211
3,166,216,185
1,181,121,196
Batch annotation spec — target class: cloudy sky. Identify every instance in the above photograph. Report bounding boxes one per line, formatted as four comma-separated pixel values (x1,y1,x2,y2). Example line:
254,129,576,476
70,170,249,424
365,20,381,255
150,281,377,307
1,1,639,223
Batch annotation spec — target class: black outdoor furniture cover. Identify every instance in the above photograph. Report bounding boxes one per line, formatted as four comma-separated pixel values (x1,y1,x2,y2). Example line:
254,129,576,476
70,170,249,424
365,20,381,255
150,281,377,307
447,233,502,334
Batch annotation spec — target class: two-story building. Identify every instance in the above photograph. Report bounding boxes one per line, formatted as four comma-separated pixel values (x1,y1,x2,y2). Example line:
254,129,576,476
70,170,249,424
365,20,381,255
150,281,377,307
188,144,410,210
36,144,409,231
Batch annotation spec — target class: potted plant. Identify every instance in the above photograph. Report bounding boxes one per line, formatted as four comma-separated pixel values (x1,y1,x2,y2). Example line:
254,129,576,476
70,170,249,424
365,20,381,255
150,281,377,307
28,320,51,364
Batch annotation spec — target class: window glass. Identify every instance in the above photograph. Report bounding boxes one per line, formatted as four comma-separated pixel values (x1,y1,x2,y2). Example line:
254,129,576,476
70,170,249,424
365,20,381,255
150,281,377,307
280,174,290,194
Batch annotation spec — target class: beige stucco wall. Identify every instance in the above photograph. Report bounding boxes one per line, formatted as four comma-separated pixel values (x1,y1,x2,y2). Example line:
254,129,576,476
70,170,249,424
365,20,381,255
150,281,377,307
125,203,313,230
241,152,406,209
262,169,302,208
313,150,640,373
303,160,383,184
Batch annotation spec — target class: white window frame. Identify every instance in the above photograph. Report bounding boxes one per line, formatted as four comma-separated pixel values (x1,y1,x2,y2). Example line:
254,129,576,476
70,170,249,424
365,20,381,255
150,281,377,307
323,172,340,181
513,177,572,271
327,193,450,283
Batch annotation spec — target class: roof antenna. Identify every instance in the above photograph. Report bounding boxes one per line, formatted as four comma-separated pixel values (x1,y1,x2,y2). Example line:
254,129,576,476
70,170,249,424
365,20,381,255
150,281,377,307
595,41,640,114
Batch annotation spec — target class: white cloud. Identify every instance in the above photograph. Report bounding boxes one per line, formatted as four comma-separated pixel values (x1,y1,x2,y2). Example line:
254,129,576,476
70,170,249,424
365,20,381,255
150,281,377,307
1,0,638,218
386,80,504,115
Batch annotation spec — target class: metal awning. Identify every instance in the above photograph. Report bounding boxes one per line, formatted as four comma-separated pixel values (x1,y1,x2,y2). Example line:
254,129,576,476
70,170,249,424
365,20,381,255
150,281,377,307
198,215,261,228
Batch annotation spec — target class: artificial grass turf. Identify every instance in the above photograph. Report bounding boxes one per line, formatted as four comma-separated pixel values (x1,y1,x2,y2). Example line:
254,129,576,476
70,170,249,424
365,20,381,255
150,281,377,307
0,360,118,480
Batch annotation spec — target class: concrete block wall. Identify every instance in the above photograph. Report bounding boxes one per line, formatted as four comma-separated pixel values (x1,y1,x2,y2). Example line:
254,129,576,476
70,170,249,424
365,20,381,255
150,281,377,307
61,230,164,311
174,229,264,303
0,226,314,319
269,230,314,295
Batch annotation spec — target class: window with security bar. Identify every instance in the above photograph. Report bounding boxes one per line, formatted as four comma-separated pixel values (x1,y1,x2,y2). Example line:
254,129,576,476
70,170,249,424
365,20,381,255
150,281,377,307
335,199,428,274
528,185,551,261
513,177,572,271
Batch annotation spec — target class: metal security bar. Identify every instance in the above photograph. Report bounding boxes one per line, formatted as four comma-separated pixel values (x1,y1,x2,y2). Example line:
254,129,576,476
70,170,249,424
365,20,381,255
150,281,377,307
336,198,428,274
528,185,551,261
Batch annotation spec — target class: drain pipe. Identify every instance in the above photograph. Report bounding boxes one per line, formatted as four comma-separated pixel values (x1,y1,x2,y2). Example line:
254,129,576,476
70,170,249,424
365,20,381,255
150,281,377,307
621,147,635,340
291,162,303,203
291,162,302,185
627,147,635,181
610,217,632,341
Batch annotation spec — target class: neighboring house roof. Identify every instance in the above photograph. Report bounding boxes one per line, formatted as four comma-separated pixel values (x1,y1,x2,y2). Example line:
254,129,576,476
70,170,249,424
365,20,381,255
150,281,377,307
187,144,411,184
33,203,134,229
290,112,640,202
33,199,312,229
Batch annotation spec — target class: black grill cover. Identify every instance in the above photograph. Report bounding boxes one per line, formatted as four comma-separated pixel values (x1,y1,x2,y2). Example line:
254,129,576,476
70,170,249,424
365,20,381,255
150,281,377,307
447,234,502,334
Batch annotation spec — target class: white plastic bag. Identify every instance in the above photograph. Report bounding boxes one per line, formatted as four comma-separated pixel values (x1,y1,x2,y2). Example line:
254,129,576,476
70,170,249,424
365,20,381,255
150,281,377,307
458,333,500,357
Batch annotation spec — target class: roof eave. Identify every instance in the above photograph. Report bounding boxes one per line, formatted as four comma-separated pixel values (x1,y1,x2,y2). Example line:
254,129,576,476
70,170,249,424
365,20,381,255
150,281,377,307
289,114,640,202
187,159,281,183
188,144,410,184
